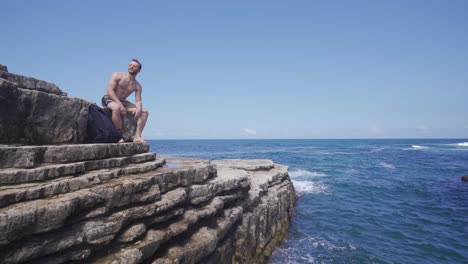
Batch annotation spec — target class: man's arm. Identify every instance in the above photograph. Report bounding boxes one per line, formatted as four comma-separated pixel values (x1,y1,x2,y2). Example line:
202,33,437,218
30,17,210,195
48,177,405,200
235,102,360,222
106,73,126,113
134,84,143,118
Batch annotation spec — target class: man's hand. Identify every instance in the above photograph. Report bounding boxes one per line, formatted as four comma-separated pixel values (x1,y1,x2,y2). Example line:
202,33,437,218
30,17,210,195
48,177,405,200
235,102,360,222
134,108,142,119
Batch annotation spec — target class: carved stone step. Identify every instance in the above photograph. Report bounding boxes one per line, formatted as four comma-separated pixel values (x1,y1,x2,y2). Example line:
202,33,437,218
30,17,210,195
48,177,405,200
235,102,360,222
0,142,149,169
0,158,166,208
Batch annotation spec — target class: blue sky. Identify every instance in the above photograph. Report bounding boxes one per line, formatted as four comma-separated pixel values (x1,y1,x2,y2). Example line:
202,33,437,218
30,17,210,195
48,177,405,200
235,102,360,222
3,0,468,139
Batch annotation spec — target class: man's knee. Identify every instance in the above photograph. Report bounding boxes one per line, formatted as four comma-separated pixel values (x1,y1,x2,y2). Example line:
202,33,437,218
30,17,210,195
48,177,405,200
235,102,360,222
108,102,121,113
142,109,149,117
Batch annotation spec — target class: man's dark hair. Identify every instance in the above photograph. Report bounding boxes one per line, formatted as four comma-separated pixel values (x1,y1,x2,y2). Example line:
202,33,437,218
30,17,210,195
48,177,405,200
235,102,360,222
132,58,142,71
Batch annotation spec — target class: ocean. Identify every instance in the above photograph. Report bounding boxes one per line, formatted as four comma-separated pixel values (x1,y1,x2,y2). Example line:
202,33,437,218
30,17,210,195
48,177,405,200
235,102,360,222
149,139,468,264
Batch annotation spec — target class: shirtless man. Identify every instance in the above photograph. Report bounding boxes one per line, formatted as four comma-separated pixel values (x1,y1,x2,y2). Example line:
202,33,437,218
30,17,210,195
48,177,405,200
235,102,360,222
102,59,149,143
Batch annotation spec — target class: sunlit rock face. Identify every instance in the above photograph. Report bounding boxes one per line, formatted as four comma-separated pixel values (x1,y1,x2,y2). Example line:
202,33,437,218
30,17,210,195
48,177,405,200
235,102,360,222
0,66,296,264
0,145,295,264
0,66,136,144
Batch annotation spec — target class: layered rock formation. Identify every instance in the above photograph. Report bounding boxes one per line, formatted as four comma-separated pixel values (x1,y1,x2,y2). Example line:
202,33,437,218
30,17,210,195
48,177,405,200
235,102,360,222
0,144,295,263
0,68,135,144
0,66,296,263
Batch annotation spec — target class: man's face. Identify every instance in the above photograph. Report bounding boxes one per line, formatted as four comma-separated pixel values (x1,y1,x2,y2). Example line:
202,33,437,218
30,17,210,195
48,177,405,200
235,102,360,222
128,61,141,74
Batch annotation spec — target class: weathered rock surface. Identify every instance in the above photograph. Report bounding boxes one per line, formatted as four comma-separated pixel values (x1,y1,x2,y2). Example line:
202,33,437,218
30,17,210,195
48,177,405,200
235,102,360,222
0,70,66,96
0,66,139,144
0,144,295,264
0,66,296,263
0,65,7,72
0,77,89,144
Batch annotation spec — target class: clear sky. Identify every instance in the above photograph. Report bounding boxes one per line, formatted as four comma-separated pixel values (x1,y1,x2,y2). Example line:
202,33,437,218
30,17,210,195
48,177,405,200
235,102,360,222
3,0,468,139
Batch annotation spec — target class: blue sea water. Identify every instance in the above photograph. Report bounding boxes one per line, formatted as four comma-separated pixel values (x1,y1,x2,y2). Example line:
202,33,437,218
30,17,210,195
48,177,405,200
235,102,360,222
149,139,468,264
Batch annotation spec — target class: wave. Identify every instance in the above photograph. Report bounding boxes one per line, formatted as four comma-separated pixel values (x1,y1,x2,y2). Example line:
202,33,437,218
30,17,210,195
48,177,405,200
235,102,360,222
454,142,468,147
380,162,396,170
411,145,428,149
270,248,316,264
270,237,356,263
289,169,326,178
303,237,356,251
292,180,328,194
369,147,385,153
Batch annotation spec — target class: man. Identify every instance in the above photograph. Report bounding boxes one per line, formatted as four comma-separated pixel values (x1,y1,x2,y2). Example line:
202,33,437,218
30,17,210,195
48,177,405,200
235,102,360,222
102,59,149,143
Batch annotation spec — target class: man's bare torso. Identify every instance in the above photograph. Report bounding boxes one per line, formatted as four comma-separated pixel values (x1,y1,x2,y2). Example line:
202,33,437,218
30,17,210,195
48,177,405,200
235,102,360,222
109,72,141,100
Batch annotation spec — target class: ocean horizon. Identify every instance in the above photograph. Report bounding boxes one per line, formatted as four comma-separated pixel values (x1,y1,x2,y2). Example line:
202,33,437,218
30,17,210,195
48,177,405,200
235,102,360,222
149,138,468,264
147,138,468,140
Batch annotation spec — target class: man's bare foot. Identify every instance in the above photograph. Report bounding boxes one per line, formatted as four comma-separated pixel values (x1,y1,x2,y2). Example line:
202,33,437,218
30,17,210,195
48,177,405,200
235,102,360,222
133,137,147,143
117,138,124,143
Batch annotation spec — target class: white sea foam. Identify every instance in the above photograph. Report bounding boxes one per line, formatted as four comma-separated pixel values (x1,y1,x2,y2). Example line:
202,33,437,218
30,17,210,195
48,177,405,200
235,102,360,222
456,142,468,147
292,180,328,194
271,248,316,264
369,147,385,153
270,236,357,263
380,162,396,170
411,145,428,149
302,236,357,251
289,169,326,178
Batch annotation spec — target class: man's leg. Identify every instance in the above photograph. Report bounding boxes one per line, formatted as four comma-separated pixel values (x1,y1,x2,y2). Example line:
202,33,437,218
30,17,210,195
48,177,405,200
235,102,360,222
127,108,149,143
134,109,149,143
103,102,124,143
107,102,123,130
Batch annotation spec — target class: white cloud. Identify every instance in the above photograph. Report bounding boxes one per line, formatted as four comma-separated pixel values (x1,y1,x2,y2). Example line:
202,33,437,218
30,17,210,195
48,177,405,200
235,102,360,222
243,128,257,135
416,126,432,134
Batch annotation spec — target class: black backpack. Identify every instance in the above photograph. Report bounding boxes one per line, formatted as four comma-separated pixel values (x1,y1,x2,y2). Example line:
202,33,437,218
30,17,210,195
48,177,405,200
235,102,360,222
87,104,123,143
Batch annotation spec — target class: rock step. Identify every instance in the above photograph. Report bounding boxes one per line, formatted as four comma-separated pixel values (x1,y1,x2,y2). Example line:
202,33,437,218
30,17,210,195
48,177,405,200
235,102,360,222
93,198,243,264
0,158,295,264
0,159,218,248
5,190,244,264
0,158,166,208
151,206,244,264
187,165,250,205
0,152,156,185
0,165,243,263
0,188,187,264
212,159,289,208
0,142,149,169
0,160,249,263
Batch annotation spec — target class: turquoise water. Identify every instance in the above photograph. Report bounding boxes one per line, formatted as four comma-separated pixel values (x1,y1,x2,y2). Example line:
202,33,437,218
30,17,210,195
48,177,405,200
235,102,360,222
149,139,468,264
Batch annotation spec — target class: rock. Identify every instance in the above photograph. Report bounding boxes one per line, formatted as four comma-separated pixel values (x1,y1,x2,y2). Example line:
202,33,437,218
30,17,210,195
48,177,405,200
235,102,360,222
0,70,65,95
0,66,296,264
0,64,7,72
0,150,296,264
0,79,89,144
212,159,275,171
462,175,468,181
0,143,149,169
0,69,139,145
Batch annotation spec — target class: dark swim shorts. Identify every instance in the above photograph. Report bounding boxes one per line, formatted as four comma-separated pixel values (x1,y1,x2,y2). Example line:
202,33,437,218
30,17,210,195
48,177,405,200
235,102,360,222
101,95,136,109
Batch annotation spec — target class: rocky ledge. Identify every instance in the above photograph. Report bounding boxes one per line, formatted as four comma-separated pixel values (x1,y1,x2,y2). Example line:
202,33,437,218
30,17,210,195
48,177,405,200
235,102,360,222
0,143,295,264
0,65,296,263
0,67,136,144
